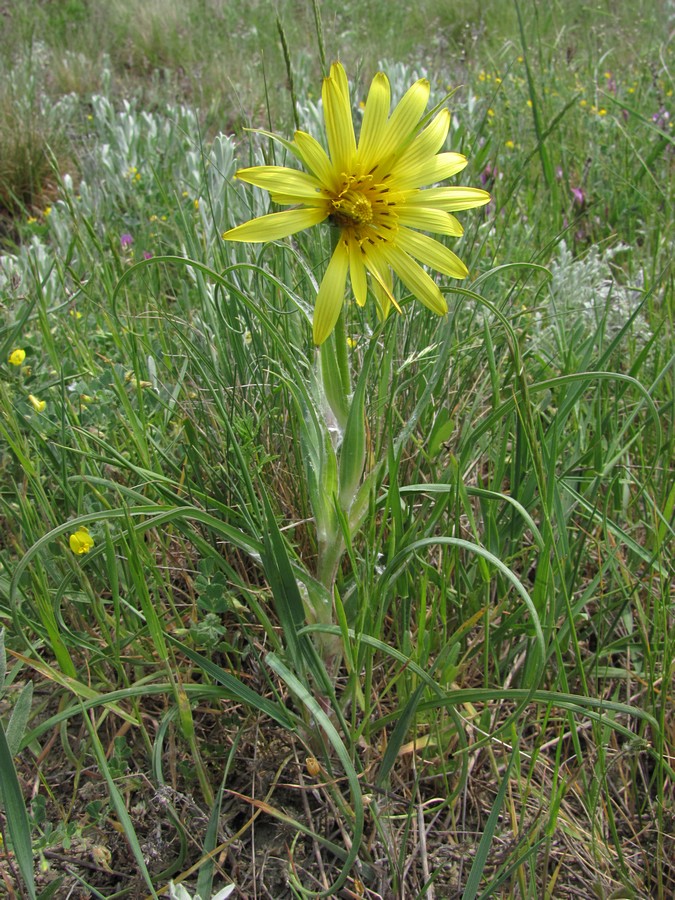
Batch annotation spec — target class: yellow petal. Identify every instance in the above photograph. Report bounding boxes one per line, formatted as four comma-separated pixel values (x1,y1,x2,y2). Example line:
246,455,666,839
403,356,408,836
268,192,327,207
313,237,350,345
294,131,337,190
223,207,327,243
396,227,468,279
394,152,468,190
236,166,324,201
376,78,430,165
381,245,448,315
409,186,491,210
348,239,368,306
360,243,398,316
323,64,356,174
389,109,450,175
397,206,464,236
357,71,391,171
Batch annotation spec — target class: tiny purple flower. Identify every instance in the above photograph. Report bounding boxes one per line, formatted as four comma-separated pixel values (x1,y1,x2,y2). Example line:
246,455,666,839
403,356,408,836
652,107,670,129
571,186,585,207
120,233,134,249
143,251,153,260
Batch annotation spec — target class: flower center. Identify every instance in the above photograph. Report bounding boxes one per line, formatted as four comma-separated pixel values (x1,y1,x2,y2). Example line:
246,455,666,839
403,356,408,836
331,189,373,226
328,172,401,244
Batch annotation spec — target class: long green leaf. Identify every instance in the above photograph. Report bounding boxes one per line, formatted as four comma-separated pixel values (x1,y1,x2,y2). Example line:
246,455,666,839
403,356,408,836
81,705,159,898
165,635,296,729
266,652,364,898
462,739,519,899
0,720,36,900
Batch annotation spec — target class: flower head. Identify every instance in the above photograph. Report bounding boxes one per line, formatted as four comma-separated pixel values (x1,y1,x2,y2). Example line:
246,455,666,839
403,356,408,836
571,186,586,207
69,526,94,555
223,62,490,344
28,394,46,413
9,348,26,366
120,233,134,249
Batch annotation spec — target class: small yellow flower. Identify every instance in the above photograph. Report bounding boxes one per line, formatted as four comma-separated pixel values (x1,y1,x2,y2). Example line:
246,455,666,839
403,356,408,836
182,190,189,198
580,99,588,107
517,56,524,63
69,309,83,319
193,199,200,210
69,526,94,554
505,140,515,149
526,99,533,108
27,216,37,224
9,348,26,366
487,108,495,118
598,108,607,116
28,394,46,412
306,757,321,777
44,206,52,217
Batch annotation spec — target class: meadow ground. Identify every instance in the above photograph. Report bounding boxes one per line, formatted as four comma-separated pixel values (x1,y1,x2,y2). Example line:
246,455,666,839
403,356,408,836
0,1,673,898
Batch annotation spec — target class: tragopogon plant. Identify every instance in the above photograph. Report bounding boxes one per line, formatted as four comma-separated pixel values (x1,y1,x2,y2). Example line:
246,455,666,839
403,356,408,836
225,63,489,661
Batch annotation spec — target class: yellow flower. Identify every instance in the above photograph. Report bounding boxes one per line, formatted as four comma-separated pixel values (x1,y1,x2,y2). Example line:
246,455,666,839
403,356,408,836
69,526,94,554
505,140,515,149
44,206,52,217
28,394,46,412
9,348,26,366
223,62,490,345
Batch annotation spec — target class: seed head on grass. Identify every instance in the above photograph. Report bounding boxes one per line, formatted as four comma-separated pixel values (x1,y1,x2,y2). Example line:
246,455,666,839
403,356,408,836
223,62,490,345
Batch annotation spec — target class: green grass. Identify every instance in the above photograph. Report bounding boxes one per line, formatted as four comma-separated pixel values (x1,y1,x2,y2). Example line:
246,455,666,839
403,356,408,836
0,1,673,897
